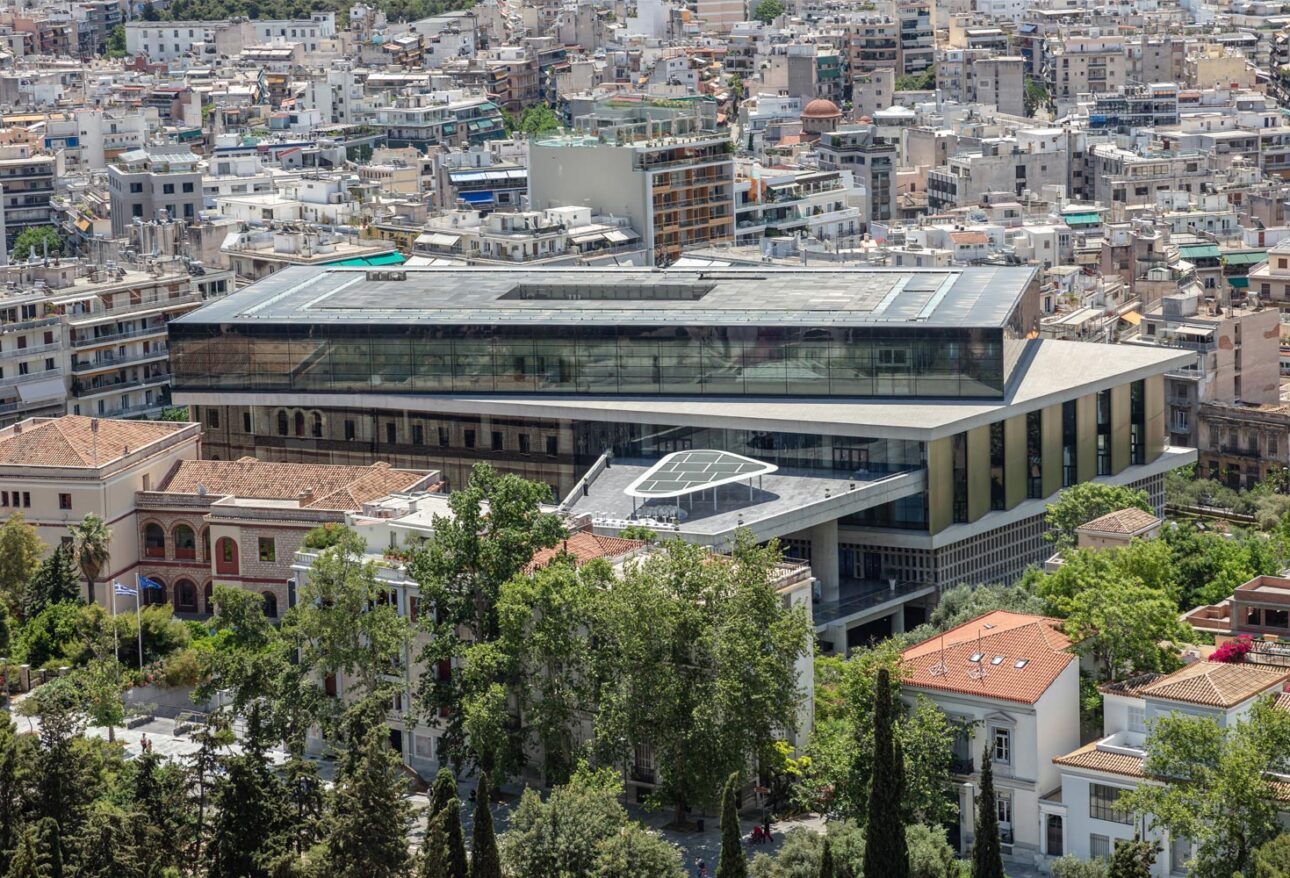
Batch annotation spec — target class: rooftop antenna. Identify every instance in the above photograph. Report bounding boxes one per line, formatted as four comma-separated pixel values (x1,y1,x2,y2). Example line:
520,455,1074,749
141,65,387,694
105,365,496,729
928,631,947,677
967,629,988,682
90,417,98,466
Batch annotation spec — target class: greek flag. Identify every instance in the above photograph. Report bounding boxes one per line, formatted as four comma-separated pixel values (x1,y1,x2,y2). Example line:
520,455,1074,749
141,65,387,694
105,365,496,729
138,575,163,591
113,582,137,597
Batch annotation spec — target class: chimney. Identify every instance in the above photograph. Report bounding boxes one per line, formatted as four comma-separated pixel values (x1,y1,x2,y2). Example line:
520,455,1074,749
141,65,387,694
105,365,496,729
298,488,314,506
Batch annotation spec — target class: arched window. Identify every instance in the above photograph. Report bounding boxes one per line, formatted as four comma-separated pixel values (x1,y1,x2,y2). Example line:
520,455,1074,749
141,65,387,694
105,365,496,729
294,411,305,437
203,582,213,614
215,537,239,575
312,412,323,438
143,577,166,606
175,580,198,612
144,523,165,558
277,410,288,436
262,591,279,618
173,524,196,560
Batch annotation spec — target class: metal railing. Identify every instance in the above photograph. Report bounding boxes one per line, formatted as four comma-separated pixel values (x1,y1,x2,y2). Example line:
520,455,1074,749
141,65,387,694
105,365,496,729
72,347,168,373
71,324,168,347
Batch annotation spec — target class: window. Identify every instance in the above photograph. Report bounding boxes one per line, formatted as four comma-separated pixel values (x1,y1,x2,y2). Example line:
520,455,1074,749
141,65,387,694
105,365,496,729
464,429,476,448
144,523,165,558
1130,379,1145,465
258,537,275,562
208,408,220,429
438,427,449,447
129,182,143,194
182,182,194,193
262,591,278,618
312,412,323,437
58,493,71,510
1026,410,1043,499
173,524,196,559
408,595,420,623
344,420,356,440
243,411,252,433
1096,390,1112,476
518,433,531,453
491,431,503,451
1062,400,1077,487
992,727,1011,765
175,580,198,612
386,422,396,444
1169,837,1190,875
277,410,288,436
951,432,968,523
1089,783,1132,824
215,537,239,574
989,421,1005,511
295,411,305,437
1091,835,1111,860
1128,706,1146,733
162,183,175,195
412,424,424,445
995,793,1013,845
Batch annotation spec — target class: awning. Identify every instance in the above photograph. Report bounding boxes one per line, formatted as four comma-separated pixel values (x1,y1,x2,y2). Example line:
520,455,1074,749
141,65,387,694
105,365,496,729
1062,212,1102,225
604,229,638,243
1229,276,1251,289
323,252,406,267
1120,310,1142,325
1178,244,1221,260
1222,251,1268,266
417,233,461,248
459,191,495,204
17,377,65,403
1176,326,1214,338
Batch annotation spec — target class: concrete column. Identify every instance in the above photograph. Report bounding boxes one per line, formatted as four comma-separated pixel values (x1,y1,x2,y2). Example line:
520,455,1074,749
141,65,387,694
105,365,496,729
810,518,840,603
889,606,905,635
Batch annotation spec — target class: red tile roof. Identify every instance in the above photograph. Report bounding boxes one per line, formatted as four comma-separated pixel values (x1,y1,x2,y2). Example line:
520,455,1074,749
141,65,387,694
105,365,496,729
901,611,1074,704
524,531,646,573
1078,507,1161,535
1135,661,1290,708
0,416,189,468
158,458,433,511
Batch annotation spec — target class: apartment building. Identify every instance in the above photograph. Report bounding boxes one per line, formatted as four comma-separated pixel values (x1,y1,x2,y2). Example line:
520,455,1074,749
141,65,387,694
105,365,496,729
529,100,734,266
1086,83,1180,133
42,108,150,171
107,146,203,238
374,94,507,151
1048,37,1127,107
1196,399,1290,490
816,124,897,227
411,207,643,264
0,140,60,247
929,129,1074,211
734,164,864,244
0,256,232,425
1087,146,1213,211
937,50,1025,116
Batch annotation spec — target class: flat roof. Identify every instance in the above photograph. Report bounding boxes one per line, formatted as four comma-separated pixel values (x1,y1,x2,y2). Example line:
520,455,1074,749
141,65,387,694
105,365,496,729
624,450,777,498
172,265,1038,329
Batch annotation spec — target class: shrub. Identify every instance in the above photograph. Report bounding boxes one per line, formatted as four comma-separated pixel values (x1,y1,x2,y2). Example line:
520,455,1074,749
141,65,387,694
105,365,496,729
161,648,204,687
1210,634,1253,664
1051,855,1109,878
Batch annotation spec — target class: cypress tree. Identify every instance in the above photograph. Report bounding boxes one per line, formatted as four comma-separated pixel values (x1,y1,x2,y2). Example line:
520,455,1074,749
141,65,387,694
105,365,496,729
971,745,1004,878
863,667,908,878
439,797,468,878
818,837,835,878
34,820,60,878
206,708,288,878
469,774,500,878
74,808,142,878
323,724,411,878
0,720,25,876
429,768,457,817
420,807,453,878
5,825,50,878
23,545,79,621
716,772,746,878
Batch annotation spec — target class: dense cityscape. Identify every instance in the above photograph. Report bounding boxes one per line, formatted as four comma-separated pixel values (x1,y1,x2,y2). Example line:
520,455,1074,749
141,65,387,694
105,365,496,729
0,0,1285,874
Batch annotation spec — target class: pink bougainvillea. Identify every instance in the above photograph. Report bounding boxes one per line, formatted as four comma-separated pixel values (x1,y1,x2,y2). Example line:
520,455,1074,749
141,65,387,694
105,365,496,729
1210,635,1254,663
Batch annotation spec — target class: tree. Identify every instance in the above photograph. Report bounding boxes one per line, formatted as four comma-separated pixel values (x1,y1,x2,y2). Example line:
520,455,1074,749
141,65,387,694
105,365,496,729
592,536,811,822
289,526,409,714
752,0,783,22
431,798,468,878
905,824,955,878
717,773,747,878
862,667,908,878
1121,697,1290,878
817,839,834,878
0,514,43,615
1044,483,1151,549
282,753,324,857
0,719,27,876
24,545,80,621
421,808,454,878
322,707,411,878
470,773,500,878
970,745,1003,878
411,465,564,771
205,707,288,878
1108,837,1157,878
105,24,126,57
1063,574,1187,681
74,806,143,878
499,765,680,878
1252,833,1290,878
10,227,63,263
516,106,561,137
186,710,233,866
5,825,50,878
69,514,111,608
73,657,125,743
128,750,189,873
33,819,60,878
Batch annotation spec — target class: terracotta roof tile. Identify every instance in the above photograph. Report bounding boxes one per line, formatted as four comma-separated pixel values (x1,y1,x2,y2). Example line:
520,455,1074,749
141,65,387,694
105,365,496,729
523,532,646,573
901,611,1074,704
1138,661,1290,708
0,416,188,468
1078,507,1161,535
158,458,432,512
1054,741,1147,779
1100,672,1166,698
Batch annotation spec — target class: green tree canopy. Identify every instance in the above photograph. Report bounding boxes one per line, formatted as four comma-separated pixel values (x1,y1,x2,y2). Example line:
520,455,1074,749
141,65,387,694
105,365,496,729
11,227,63,263
0,514,42,616
752,0,783,22
1045,483,1151,549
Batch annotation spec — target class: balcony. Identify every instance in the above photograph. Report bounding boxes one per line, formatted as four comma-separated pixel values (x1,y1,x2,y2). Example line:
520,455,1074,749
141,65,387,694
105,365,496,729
71,372,170,399
813,579,936,627
71,324,168,347
72,347,168,373
0,368,62,389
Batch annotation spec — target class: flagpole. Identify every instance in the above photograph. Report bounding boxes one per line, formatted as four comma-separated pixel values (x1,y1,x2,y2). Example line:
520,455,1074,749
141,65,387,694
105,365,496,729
111,582,119,664
135,574,144,670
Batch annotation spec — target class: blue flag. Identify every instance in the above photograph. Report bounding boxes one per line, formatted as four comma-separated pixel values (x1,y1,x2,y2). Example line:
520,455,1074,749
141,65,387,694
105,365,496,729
138,575,163,591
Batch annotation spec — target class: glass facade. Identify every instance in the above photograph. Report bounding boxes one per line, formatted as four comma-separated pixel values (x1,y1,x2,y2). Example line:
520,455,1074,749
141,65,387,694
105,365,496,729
1026,410,1043,499
169,323,1007,399
952,432,968,523
1062,400,1077,488
989,421,1006,511
1130,379,1145,465
1096,389,1112,476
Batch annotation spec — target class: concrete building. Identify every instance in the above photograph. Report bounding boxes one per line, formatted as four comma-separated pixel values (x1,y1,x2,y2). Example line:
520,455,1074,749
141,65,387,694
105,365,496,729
107,146,203,238
0,141,59,246
170,265,1195,651
529,103,734,266
816,124,897,227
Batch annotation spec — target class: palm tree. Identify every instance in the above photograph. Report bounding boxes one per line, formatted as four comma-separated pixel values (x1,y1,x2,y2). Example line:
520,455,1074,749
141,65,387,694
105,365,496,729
69,513,111,606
